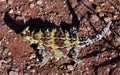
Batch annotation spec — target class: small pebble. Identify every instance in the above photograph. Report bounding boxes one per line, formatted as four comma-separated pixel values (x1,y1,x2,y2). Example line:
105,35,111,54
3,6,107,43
9,71,18,75
36,0,42,5
82,18,87,22
24,72,29,75
2,48,9,55
100,3,106,6
30,3,35,8
89,0,94,2
65,73,69,75
50,16,54,21
90,14,99,22
96,7,101,12
0,61,2,68
7,0,14,4
30,69,36,73
67,65,74,71
116,37,120,43
29,53,36,59
16,10,21,14
9,9,14,14
86,27,91,31
99,12,105,17
0,0,6,2
0,47,3,54
113,15,118,19
27,65,31,70
104,17,112,22
5,57,12,63
29,0,33,2
8,51,12,56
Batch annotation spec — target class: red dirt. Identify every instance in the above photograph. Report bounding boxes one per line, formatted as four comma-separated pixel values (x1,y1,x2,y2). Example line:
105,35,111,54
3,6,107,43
0,0,120,75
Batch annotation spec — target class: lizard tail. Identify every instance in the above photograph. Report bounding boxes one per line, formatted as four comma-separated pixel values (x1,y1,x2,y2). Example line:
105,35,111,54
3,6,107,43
78,21,112,48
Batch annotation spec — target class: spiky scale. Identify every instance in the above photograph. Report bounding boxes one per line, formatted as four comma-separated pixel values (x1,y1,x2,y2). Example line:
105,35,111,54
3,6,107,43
24,36,39,44
64,32,71,48
53,49,63,60
33,29,43,40
20,21,112,67
21,27,30,35
75,33,79,45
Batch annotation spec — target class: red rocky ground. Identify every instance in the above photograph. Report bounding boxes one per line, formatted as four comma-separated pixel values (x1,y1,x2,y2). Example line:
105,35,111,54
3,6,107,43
0,0,120,75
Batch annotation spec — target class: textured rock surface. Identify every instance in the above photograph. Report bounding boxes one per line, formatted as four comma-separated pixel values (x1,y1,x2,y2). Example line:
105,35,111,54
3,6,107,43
0,0,120,75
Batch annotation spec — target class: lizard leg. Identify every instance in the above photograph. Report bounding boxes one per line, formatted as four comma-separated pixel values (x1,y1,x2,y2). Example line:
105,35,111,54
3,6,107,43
36,47,50,67
71,21,112,66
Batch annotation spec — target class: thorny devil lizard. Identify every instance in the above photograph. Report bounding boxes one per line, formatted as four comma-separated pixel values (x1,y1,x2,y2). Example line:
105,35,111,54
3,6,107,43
21,21,112,67
4,11,112,67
